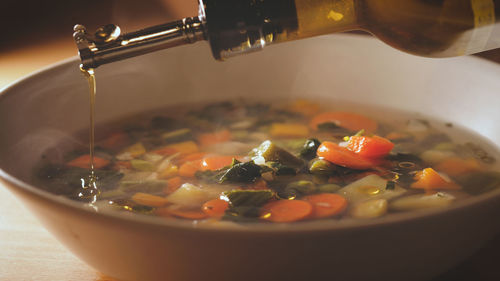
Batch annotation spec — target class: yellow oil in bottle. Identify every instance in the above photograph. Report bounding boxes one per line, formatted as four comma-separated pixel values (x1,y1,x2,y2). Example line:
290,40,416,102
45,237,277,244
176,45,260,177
287,0,499,57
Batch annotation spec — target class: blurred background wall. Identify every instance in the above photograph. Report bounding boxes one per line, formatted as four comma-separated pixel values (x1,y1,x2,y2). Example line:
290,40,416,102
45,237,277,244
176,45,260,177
0,0,498,86
0,0,198,51
0,0,197,85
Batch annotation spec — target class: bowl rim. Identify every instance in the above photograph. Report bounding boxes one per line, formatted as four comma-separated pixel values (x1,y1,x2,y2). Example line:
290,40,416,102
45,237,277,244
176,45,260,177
2,37,500,234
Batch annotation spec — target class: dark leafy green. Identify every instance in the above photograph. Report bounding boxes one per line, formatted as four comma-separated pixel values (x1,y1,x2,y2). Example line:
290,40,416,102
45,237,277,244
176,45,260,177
279,181,317,199
299,138,321,160
223,189,273,220
220,161,262,183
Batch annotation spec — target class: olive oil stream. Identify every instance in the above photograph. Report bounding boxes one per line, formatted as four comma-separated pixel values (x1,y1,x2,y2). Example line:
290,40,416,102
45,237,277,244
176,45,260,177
79,66,99,203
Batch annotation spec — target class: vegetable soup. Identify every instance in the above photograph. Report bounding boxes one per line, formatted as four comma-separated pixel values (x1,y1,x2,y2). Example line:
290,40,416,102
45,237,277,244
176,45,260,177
34,99,500,223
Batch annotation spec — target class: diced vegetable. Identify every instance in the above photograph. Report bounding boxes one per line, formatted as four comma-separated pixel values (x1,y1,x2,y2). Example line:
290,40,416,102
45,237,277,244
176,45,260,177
130,159,156,171
406,119,429,132
223,189,273,206
318,183,342,193
385,131,413,141
131,192,169,207
177,152,206,164
304,193,348,218
280,181,317,199
109,199,154,214
419,150,456,165
164,176,183,194
67,155,110,169
317,141,376,170
265,161,297,176
157,163,179,179
35,99,500,224
338,174,406,203
167,183,226,208
118,142,146,159
310,112,378,133
198,130,232,147
223,189,274,218
220,161,262,183
434,157,481,177
309,158,338,175
300,138,321,160
433,142,457,151
201,155,239,171
179,160,203,178
161,128,192,143
151,146,177,156
202,199,229,218
411,168,460,190
164,141,199,155
350,199,388,219
346,135,394,158
390,192,455,211
113,161,132,170
120,179,168,193
252,140,304,168
269,123,309,138
316,122,343,131
260,200,313,222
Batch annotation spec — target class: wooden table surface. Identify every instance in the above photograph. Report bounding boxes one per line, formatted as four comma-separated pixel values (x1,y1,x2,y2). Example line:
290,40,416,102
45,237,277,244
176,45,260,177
1,38,500,281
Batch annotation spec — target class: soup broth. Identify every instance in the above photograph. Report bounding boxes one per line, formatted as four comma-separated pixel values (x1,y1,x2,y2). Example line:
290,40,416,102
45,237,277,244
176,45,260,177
34,99,500,223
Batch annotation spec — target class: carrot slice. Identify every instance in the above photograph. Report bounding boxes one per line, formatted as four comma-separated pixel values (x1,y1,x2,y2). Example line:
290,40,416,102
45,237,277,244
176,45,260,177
151,146,177,156
202,199,229,218
317,141,376,170
347,135,394,158
201,155,244,171
310,112,378,133
113,160,132,170
197,130,232,147
177,152,207,165
411,168,460,190
178,160,202,178
304,193,348,218
434,157,480,177
67,155,110,169
164,176,183,194
260,200,313,223
201,155,235,171
131,192,169,207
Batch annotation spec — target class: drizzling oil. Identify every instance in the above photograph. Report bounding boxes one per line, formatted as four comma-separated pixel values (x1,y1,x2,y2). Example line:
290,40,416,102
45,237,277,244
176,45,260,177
79,65,99,203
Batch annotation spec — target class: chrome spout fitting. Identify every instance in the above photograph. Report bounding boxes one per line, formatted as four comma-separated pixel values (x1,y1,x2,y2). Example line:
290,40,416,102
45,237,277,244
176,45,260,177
73,16,206,69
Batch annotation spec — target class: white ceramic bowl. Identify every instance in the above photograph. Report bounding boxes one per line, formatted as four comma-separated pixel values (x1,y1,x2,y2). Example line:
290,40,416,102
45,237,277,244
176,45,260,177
2,35,500,281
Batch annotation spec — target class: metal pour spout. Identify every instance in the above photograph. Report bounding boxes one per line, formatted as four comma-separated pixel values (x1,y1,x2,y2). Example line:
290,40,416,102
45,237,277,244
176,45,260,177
73,16,206,69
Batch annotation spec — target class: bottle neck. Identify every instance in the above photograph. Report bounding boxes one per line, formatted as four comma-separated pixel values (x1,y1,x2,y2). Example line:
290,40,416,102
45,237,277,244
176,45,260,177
203,0,359,59
202,0,299,60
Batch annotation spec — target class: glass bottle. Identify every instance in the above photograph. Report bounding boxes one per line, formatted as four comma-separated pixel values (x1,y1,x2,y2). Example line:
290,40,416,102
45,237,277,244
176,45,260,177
74,0,500,69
